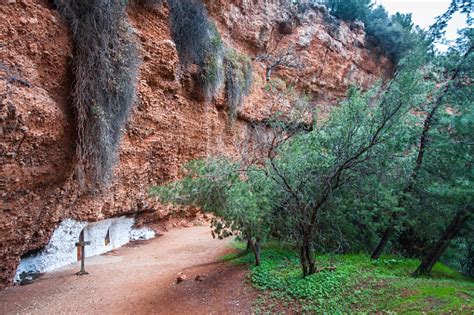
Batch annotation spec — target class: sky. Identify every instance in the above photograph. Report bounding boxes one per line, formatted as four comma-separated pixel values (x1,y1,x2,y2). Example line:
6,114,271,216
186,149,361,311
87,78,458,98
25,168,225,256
376,0,469,49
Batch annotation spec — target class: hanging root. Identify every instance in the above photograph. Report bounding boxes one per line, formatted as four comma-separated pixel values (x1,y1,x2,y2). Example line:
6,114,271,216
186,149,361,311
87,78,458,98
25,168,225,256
54,0,140,191
167,0,223,101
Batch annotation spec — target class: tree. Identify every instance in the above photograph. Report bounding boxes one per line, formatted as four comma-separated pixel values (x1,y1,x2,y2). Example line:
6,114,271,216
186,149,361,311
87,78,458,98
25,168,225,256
413,205,473,276
148,1,473,277
262,48,427,276
393,12,414,31
364,6,420,63
371,24,473,261
428,0,473,43
257,47,302,82
410,29,474,274
324,0,421,63
325,0,372,22
150,159,273,266
151,45,426,277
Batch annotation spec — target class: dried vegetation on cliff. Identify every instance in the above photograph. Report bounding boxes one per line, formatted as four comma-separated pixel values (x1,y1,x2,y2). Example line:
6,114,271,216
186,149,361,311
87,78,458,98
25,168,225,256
168,0,224,101
54,0,140,190
0,0,395,288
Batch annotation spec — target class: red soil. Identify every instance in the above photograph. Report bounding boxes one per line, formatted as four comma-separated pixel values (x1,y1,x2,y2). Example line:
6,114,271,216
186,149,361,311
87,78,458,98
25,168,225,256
0,226,256,314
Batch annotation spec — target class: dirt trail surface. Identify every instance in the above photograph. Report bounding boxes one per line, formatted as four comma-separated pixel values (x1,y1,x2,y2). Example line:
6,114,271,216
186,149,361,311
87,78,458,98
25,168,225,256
0,226,255,314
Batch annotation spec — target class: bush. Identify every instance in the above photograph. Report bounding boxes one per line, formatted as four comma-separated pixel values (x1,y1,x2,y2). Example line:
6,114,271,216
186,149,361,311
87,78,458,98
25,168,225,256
325,0,372,22
223,49,253,119
168,0,223,101
365,6,419,63
54,0,139,190
325,0,419,63
150,159,273,266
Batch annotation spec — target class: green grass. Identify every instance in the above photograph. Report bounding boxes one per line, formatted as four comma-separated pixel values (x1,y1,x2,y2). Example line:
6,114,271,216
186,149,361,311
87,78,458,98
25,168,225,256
226,242,474,314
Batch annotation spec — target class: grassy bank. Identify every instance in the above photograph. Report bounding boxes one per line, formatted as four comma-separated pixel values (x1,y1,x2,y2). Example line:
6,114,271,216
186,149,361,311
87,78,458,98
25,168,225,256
223,243,474,314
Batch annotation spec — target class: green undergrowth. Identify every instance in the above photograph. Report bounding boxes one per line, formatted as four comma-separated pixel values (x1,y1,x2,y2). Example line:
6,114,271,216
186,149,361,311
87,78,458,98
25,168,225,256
224,241,474,314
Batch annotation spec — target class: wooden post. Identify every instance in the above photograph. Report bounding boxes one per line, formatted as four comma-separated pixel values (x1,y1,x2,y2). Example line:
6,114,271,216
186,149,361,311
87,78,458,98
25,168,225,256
75,240,91,276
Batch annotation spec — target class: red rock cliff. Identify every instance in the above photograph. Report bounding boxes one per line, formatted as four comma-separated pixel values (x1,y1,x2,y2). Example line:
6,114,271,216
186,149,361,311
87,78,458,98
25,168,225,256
0,0,392,287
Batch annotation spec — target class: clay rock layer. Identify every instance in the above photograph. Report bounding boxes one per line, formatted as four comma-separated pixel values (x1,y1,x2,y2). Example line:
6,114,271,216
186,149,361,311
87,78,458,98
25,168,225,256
0,0,391,288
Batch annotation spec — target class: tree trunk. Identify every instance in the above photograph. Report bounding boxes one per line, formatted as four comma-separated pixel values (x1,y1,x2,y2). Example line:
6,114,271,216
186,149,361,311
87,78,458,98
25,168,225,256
249,238,261,267
371,225,395,259
413,205,472,277
305,241,316,275
246,239,252,252
299,245,309,277
254,238,261,267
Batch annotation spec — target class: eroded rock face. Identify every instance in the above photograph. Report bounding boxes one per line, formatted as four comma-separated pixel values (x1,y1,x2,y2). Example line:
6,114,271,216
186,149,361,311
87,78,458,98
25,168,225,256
1,0,74,288
0,0,392,287
206,0,392,119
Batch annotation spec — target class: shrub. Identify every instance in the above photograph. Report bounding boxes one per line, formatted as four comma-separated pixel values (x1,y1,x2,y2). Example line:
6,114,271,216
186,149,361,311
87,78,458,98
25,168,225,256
325,0,419,63
223,49,253,119
325,0,372,22
257,47,302,82
168,0,223,101
365,6,419,63
54,0,139,190
150,159,273,266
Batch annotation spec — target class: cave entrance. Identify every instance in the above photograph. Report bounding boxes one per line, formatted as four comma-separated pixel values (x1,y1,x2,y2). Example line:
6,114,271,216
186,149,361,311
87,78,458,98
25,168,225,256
77,229,85,261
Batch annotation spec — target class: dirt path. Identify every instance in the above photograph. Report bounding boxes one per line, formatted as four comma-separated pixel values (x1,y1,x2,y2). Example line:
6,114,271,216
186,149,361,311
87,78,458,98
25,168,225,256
0,226,256,314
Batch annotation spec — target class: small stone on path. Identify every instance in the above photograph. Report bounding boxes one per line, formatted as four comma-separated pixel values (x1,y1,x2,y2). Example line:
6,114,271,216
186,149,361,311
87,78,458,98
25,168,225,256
176,274,187,283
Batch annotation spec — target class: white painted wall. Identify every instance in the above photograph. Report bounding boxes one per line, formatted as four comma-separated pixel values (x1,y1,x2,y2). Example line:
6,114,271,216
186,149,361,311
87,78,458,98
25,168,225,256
14,217,155,282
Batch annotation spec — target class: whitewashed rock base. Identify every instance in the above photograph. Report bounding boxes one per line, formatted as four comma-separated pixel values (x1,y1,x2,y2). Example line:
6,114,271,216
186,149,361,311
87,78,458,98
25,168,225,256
14,217,155,282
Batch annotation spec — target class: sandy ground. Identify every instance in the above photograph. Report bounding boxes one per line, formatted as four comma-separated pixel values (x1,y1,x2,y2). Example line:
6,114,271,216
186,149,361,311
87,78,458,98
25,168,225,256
0,226,256,314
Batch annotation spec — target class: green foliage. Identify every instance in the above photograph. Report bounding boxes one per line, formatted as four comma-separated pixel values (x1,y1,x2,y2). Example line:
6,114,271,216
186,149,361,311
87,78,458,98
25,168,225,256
168,0,223,101
151,42,429,276
265,46,427,274
325,0,421,63
365,6,421,63
230,246,474,313
54,0,139,190
150,1,473,283
251,255,351,303
428,0,473,43
325,0,372,22
392,28,474,262
150,158,273,265
223,49,253,119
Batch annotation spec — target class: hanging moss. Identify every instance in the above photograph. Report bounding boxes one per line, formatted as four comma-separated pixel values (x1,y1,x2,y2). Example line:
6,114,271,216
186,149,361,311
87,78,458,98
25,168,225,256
223,49,253,119
54,0,140,191
168,0,223,101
